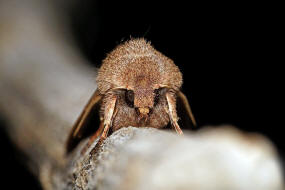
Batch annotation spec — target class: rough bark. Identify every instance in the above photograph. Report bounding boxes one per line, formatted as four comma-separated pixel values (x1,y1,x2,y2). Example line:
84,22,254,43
0,1,284,189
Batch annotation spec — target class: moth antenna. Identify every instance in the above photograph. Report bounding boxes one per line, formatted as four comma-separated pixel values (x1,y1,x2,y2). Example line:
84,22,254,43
143,25,151,37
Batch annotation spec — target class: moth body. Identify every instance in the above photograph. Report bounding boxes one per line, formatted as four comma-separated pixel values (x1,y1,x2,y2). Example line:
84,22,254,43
66,38,196,153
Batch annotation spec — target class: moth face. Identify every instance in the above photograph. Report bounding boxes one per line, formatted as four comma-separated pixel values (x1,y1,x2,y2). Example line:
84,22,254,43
123,87,166,119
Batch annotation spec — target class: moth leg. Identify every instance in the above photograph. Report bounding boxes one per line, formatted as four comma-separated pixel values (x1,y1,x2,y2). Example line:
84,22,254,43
165,91,183,135
82,96,117,154
100,95,117,140
94,118,105,138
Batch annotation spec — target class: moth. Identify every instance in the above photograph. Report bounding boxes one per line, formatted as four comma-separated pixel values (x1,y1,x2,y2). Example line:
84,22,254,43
66,38,196,153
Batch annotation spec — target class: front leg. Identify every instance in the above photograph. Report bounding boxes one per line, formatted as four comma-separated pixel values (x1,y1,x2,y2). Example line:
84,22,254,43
101,94,117,140
81,95,117,154
165,90,183,135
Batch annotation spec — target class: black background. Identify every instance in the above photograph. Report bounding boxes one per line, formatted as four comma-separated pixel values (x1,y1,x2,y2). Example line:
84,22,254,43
0,1,282,189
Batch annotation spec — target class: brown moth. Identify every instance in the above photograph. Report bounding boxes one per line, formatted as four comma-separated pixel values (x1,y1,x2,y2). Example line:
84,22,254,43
66,38,196,153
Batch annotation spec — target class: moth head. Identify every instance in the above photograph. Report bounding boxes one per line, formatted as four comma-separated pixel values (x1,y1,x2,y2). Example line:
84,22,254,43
122,89,149,119
123,79,169,120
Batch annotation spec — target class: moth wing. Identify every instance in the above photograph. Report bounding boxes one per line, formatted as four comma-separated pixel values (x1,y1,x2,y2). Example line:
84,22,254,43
176,91,197,129
66,89,102,153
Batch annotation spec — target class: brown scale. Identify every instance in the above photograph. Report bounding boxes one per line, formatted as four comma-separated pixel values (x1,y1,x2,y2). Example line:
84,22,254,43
66,38,197,153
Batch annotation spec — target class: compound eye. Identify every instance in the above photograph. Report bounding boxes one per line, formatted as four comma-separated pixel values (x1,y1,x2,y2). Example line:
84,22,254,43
154,89,160,106
125,90,134,107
